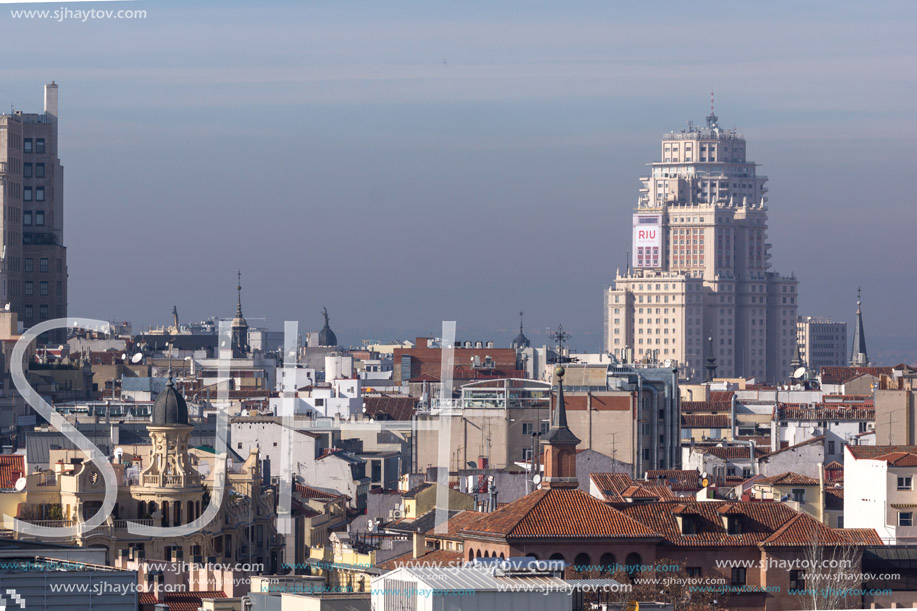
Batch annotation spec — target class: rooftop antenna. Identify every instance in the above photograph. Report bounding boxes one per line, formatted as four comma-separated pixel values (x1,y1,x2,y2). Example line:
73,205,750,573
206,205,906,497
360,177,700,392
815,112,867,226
706,90,719,129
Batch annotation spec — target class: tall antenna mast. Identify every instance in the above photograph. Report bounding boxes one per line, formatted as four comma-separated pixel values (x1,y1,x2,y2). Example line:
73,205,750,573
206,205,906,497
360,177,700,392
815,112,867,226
706,90,719,129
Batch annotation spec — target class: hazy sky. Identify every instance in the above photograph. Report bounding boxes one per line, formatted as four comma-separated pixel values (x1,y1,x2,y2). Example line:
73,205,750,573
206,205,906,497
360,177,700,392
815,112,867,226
1,0,915,360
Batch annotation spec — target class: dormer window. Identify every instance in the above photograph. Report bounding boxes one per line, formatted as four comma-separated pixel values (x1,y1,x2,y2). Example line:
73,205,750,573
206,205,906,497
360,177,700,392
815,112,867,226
678,514,698,535
727,515,742,535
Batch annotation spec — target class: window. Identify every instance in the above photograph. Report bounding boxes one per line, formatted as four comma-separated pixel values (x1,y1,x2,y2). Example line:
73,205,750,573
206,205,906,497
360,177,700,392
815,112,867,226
23,187,32,202
24,281,33,296
828,441,836,454
23,163,32,178
522,423,534,435
35,163,45,178
24,306,32,320
39,304,48,319
35,138,45,154
23,139,32,154
792,489,805,503
686,567,702,578
23,212,32,226
24,258,33,273
731,567,747,586
899,512,913,527
39,258,48,273
39,281,48,296
35,211,44,225
35,187,44,202
790,570,805,590
898,476,912,490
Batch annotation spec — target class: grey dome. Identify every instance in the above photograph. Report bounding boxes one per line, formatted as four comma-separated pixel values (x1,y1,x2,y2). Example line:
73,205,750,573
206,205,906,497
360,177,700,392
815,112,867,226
151,377,189,426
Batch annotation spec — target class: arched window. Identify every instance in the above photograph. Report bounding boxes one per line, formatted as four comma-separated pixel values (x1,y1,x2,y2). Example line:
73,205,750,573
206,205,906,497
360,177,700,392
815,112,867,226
600,552,616,575
625,553,642,580
476,549,482,559
574,553,591,574
549,553,565,562
499,553,505,560
138,501,146,518
468,549,474,561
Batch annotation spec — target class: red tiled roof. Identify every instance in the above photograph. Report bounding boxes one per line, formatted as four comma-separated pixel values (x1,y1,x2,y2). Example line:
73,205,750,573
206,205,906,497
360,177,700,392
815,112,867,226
820,366,892,385
620,500,868,548
0,455,24,489
294,483,341,500
551,394,632,411
460,488,660,540
590,473,636,502
871,451,917,466
847,445,917,461
645,470,702,491
838,528,883,545
426,510,487,537
682,414,730,428
701,446,769,460
378,549,464,570
754,472,818,486
681,400,732,413
160,591,227,611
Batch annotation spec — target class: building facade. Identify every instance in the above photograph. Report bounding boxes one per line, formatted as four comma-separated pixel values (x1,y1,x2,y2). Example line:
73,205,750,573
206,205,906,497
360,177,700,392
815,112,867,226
796,316,847,373
605,109,797,382
0,83,67,342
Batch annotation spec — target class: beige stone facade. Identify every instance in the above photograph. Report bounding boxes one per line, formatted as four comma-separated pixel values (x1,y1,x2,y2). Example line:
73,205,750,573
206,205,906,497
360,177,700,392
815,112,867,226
605,117,797,382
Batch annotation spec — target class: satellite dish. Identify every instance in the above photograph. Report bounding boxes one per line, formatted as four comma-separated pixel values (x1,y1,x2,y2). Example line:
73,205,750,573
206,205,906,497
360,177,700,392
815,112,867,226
131,353,143,364
367,520,376,532
114,448,123,458
121,353,127,361
701,472,708,479
14,477,26,491
793,367,806,379
664,359,673,368
532,474,542,486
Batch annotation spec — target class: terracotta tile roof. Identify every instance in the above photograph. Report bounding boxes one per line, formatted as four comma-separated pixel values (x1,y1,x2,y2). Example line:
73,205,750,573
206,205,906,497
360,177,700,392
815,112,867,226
820,366,892,385
847,445,917,461
871,451,917,466
160,591,227,611
620,500,867,548
551,394,632,411
294,483,342,500
639,484,676,500
139,592,157,605
761,512,872,547
0,455,24,489
681,400,732,413
682,414,730,428
363,396,416,421
645,470,702,491
426,510,487,537
754,472,818,486
460,488,660,540
837,528,883,545
824,461,843,470
701,446,769,460
590,473,636,502
377,548,465,570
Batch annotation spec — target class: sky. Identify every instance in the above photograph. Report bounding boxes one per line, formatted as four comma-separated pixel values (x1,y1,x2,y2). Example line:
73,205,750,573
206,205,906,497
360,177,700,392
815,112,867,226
1,0,915,361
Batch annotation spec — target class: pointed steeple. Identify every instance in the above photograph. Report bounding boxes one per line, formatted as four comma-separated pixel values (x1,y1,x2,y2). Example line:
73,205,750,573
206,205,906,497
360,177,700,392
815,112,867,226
850,288,869,366
231,270,250,357
235,270,244,319
540,366,580,489
512,311,530,349
705,333,718,382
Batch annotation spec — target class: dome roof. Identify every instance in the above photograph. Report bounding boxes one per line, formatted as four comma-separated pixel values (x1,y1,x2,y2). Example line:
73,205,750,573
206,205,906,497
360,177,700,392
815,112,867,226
151,376,189,426
319,326,337,347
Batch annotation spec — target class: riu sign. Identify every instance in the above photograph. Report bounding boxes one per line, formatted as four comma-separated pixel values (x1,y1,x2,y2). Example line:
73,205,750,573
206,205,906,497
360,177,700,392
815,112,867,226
633,214,662,268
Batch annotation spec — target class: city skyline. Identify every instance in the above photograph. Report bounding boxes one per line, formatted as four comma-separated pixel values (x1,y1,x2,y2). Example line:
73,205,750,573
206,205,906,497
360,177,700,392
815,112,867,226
0,1,913,362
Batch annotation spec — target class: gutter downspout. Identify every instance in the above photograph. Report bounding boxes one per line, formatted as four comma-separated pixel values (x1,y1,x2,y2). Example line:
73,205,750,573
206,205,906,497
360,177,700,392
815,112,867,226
818,461,825,524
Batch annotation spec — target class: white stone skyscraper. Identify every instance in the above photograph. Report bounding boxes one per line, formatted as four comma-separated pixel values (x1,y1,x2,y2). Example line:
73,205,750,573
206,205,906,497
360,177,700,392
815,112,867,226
605,103,798,382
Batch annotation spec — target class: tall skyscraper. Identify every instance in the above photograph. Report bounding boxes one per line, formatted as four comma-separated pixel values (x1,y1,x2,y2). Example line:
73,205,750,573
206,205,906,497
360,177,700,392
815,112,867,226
0,83,67,341
605,103,798,382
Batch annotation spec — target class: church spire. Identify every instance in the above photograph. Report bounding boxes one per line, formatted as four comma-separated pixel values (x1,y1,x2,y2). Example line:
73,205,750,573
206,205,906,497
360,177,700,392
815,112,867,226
512,311,530,349
540,366,580,488
236,270,244,318
850,287,869,366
